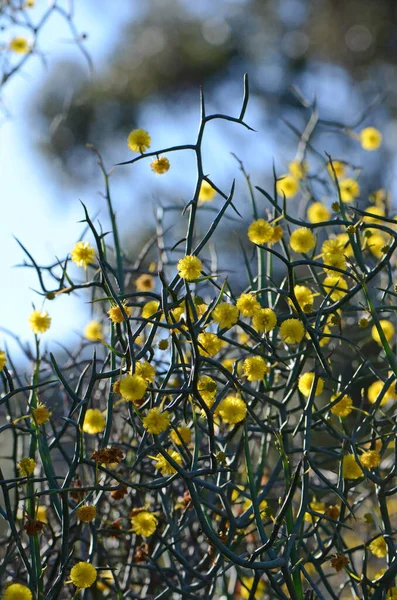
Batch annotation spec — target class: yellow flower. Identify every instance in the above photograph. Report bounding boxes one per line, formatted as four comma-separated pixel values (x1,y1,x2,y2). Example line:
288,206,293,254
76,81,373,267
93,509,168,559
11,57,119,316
252,308,277,333
360,127,382,151
236,293,260,317
84,320,103,341
368,380,396,406
322,252,347,273
327,160,345,179
291,285,314,311
177,255,203,281
199,181,216,203
218,395,247,424
212,303,239,329
107,303,133,323
276,174,299,198
243,356,268,381
298,373,324,397
360,450,381,469
135,273,155,292
4,584,32,600
289,160,308,179
197,375,217,406
18,457,36,476
28,310,51,334
279,318,305,344
268,224,284,245
154,450,183,475
197,332,222,357
322,238,345,256
9,37,30,54
330,394,353,417
142,300,160,319
76,505,97,523
127,129,151,153
71,241,95,269
290,228,316,254
119,374,148,402
36,506,47,523
307,202,330,223
170,426,192,445
150,156,170,174
368,232,388,258
342,454,362,480
135,360,156,382
336,233,353,257
339,178,360,203
363,205,385,223
368,536,387,557
247,219,274,245
70,562,97,588
0,350,7,371
240,576,267,599
32,403,51,426
371,320,395,345
304,499,325,523
83,409,106,434
323,276,348,301
142,408,170,434
131,510,158,536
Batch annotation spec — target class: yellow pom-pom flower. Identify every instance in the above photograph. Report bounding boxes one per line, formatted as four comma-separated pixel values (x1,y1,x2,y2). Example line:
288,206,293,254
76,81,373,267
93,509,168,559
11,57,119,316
32,403,51,426
135,273,155,292
84,320,103,342
197,332,222,357
119,374,148,402
298,373,324,397
141,301,160,319
70,562,97,588
131,510,158,536
368,232,388,258
330,394,353,417
322,252,347,273
322,238,345,256
154,450,183,475
107,303,133,323
9,37,30,54
291,285,314,312
307,202,330,223
170,426,192,446
212,302,239,329
4,583,32,600
199,181,216,203
0,350,7,371
218,395,247,424
323,276,348,301
360,450,381,469
288,160,308,179
135,360,156,382
247,219,274,245
18,457,36,476
150,156,170,174
28,310,51,334
339,178,360,203
177,255,203,281
127,129,151,153
327,160,345,179
279,318,305,344
76,505,97,523
276,174,299,198
197,375,217,406
371,320,395,346
360,127,382,151
368,380,396,406
71,241,95,269
83,409,106,434
236,293,260,317
252,308,277,333
368,536,387,558
142,408,170,434
342,454,362,480
243,356,268,381
290,227,316,254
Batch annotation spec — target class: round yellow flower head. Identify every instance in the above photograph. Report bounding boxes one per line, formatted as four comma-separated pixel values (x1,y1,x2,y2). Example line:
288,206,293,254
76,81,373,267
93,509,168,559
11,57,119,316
170,425,192,446
252,308,277,333
268,224,284,245
131,509,158,536
177,255,203,281
18,457,36,476
342,454,362,480
327,160,345,179
135,360,156,382
142,408,170,434
371,320,395,345
323,276,348,301
368,232,388,258
236,293,260,318
135,273,155,292
336,233,353,257
28,310,51,334
84,320,103,342
32,403,51,426
119,374,148,402
71,241,95,269
321,237,345,256
368,536,387,558
247,219,274,245
298,372,324,397
330,394,353,417
127,128,151,153
243,356,268,381
368,380,396,406
150,156,170,174
279,318,305,344
83,409,106,434
240,576,267,599
9,37,30,54
360,127,382,151
76,504,97,523
322,252,347,273
290,227,316,254
218,395,247,424
289,159,308,179
0,350,7,371
142,300,160,319
360,450,381,469
197,332,222,357
276,174,299,198
363,205,385,224
212,302,239,329
198,375,217,406
107,303,133,323
291,285,314,311
307,202,330,223
199,181,216,203
154,450,182,475
304,499,325,523
4,583,32,600
70,562,97,588
339,178,360,203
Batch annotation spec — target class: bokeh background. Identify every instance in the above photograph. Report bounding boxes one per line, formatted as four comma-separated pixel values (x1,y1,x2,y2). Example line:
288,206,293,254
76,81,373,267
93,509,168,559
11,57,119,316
2,0,397,361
